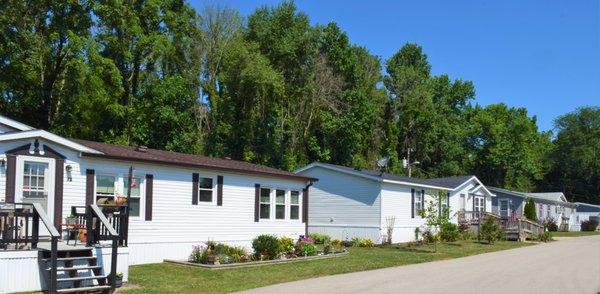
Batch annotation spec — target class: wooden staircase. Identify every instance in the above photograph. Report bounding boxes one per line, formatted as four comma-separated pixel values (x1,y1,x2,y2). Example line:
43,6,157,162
40,245,112,293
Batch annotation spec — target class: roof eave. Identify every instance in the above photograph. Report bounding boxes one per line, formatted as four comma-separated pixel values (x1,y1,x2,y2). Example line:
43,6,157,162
81,152,316,182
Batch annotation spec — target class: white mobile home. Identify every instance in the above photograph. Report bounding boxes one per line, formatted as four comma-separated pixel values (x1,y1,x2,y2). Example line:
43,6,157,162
0,115,314,293
573,202,600,231
295,163,494,243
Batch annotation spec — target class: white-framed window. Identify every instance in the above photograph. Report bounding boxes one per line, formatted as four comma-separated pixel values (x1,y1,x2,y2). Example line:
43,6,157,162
275,189,286,219
460,194,466,211
22,161,49,199
414,190,423,217
259,187,271,219
96,174,117,202
474,196,485,212
124,176,142,217
199,177,214,202
546,204,551,216
290,191,300,220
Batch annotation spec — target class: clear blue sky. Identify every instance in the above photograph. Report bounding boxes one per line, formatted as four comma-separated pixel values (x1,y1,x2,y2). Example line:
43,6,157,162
193,1,600,132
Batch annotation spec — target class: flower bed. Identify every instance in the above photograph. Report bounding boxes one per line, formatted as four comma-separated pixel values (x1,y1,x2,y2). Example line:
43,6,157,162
174,235,347,269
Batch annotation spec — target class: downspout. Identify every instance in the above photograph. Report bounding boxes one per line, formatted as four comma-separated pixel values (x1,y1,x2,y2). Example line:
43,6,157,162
304,180,316,237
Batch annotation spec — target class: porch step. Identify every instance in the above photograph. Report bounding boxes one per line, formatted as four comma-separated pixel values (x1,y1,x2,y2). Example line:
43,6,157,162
43,256,97,262
57,275,108,282
56,285,112,293
48,266,102,272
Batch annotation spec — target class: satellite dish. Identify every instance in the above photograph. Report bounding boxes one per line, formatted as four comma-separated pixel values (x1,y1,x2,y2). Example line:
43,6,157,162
377,156,390,169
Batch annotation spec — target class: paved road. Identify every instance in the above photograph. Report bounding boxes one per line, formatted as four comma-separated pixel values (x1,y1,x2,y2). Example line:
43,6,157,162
241,236,600,294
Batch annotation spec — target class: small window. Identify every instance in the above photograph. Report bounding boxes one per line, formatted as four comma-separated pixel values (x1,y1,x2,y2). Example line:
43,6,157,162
474,196,484,212
22,162,48,199
260,188,271,219
199,177,213,202
275,189,285,219
124,177,142,217
290,191,300,220
96,175,116,202
414,191,423,217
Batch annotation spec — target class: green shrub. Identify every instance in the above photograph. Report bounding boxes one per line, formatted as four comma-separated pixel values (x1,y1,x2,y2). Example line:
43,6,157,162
252,235,280,259
480,215,503,244
278,236,295,254
422,229,437,244
298,243,317,256
581,219,599,231
330,238,342,247
537,231,552,242
308,233,331,244
524,198,537,221
461,229,475,241
349,237,374,247
439,222,460,242
323,242,332,254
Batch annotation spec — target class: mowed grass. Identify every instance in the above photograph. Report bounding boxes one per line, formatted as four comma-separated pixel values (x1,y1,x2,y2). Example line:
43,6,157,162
551,231,600,237
122,240,531,294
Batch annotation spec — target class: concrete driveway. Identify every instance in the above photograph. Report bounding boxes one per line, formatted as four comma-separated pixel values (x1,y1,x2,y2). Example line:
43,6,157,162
241,236,600,294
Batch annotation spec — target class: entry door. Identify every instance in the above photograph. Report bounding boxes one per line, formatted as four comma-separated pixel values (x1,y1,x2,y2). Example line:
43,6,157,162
15,156,56,235
499,199,509,218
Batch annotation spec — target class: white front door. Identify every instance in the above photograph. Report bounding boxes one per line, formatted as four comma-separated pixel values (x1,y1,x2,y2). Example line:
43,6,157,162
15,156,55,235
499,199,509,218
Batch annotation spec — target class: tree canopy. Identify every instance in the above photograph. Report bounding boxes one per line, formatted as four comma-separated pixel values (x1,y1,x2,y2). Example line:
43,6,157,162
1,1,597,204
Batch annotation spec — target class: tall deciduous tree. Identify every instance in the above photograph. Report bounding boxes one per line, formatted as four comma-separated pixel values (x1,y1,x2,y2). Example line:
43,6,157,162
542,107,600,204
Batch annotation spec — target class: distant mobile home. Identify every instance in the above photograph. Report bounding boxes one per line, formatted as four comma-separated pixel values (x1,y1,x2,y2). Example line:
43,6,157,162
489,187,577,231
573,202,600,231
295,162,495,243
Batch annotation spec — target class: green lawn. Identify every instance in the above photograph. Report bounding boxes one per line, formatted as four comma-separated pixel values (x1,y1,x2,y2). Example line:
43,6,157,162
551,231,600,237
122,241,531,293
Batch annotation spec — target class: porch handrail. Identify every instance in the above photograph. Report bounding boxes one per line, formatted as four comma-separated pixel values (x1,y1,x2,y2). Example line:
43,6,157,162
31,203,60,294
88,204,119,292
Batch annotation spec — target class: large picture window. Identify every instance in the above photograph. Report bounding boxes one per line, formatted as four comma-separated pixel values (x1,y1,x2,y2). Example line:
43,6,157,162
290,191,300,220
199,177,213,202
275,189,285,219
124,177,142,217
260,188,271,219
96,175,116,202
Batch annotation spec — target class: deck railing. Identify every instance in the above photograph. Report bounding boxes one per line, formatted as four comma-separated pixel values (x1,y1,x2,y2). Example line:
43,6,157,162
0,202,60,292
71,204,129,246
89,204,120,292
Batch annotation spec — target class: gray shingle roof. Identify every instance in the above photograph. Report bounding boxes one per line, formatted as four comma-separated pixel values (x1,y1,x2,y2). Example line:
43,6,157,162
308,162,474,189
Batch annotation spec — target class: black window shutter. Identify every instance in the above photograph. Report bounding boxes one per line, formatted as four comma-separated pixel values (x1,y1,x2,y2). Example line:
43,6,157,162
411,189,415,218
483,196,486,212
5,155,16,203
446,192,450,216
192,173,199,205
438,194,442,215
217,176,223,206
472,194,476,211
421,190,425,209
145,174,153,221
85,169,95,206
302,188,309,223
254,184,260,222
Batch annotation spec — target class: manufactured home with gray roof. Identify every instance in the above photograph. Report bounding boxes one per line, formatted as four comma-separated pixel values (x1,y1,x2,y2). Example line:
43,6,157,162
295,162,495,243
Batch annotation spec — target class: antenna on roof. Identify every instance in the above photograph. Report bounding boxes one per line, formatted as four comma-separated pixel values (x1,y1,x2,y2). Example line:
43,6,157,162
376,156,390,175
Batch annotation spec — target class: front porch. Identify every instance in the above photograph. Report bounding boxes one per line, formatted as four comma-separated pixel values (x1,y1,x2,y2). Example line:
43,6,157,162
458,211,544,241
0,202,129,293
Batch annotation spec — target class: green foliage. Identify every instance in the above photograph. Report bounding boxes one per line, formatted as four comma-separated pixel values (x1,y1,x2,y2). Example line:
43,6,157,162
480,216,504,244
330,239,342,247
308,233,331,244
542,107,600,204
252,235,280,260
524,198,537,221
537,231,553,243
278,236,295,254
581,219,599,232
350,237,374,248
298,243,317,256
439,222,460,242
190,242,251,264
0,1,593,203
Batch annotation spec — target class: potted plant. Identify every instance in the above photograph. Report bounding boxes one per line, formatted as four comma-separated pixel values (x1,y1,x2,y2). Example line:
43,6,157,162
65,213,78,226
78,228,87,243
114,272,123,288
115,195,126,206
